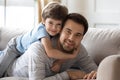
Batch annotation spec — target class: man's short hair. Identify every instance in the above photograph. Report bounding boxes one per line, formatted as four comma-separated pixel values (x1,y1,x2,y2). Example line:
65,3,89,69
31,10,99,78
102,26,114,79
62,13,88,35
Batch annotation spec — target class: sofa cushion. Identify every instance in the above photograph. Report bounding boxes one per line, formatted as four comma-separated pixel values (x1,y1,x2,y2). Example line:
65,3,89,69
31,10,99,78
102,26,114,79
82,28,120,65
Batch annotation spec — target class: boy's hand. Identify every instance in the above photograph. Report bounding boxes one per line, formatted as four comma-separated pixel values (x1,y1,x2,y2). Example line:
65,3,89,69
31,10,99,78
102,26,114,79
51,60,64,73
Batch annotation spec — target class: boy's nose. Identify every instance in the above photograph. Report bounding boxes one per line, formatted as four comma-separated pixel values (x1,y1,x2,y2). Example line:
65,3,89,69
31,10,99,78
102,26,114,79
52,25,57,29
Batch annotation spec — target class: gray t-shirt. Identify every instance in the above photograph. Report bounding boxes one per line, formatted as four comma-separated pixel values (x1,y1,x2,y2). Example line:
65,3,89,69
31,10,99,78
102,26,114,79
5,36,97,80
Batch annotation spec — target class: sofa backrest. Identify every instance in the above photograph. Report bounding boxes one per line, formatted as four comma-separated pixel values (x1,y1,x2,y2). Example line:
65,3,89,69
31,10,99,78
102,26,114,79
0,27,26,50
82,28,120,65
0,27,120,66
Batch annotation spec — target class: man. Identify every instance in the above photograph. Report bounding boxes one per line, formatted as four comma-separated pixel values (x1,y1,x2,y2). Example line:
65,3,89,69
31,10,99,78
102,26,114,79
4,13,97,80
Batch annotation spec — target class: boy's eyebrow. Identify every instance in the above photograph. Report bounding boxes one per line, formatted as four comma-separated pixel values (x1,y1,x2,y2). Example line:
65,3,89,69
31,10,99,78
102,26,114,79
57,23,62,25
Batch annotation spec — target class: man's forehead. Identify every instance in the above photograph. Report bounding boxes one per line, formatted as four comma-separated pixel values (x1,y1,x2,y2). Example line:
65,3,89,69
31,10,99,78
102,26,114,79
63,20,84,34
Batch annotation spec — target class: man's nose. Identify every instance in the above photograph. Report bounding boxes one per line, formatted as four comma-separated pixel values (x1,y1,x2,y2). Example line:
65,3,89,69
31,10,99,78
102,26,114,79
68,35,74,41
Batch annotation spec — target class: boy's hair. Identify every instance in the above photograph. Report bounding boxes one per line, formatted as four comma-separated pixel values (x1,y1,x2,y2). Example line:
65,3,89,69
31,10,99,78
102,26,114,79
42,2,68,22
62,13,88,35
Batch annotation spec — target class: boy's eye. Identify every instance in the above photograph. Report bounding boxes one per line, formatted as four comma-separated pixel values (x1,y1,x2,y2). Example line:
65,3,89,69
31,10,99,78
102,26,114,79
48,22,53,25
56,24,62,28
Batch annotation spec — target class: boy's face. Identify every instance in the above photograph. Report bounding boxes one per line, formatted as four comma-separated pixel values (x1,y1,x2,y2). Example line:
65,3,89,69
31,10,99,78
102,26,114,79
59,19,84,53
43,18,62,36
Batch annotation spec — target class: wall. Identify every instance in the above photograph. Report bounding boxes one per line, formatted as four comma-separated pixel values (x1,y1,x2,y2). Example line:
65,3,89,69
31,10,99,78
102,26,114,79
61,0,120,28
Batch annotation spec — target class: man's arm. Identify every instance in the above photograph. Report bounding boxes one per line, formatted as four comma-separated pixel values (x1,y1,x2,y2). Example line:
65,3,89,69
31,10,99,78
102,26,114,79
68,44,98,79
67,70,86,80
67,70,97,79
83,71,97,79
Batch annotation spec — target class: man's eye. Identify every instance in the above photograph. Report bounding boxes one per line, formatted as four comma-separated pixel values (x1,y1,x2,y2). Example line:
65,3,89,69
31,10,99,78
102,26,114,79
66,30,71,34
76,34,83,37
76,35,80,37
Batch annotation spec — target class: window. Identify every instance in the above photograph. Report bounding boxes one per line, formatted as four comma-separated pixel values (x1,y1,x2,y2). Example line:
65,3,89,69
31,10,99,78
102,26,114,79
0,0,37,30
0,0,4,27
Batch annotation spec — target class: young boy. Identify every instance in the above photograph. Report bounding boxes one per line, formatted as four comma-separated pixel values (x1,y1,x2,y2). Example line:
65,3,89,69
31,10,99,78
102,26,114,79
0,2,79,77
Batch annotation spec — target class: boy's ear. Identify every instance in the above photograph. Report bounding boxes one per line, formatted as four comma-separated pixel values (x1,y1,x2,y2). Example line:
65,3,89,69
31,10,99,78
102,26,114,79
59,29,62,33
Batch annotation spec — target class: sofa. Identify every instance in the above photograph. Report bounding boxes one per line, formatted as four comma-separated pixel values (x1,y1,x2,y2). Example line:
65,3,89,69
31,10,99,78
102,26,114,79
81,28,120,80
0,27,120,80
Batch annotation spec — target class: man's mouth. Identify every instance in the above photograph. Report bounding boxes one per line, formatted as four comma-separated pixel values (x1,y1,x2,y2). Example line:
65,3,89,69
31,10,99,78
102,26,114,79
65,41,74,47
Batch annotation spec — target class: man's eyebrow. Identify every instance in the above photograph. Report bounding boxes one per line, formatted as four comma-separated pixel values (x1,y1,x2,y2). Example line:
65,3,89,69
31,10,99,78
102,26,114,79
65,28,71,31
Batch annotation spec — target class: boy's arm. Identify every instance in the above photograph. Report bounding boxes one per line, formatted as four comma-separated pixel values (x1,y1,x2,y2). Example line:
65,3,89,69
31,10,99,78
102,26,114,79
41,37,79,59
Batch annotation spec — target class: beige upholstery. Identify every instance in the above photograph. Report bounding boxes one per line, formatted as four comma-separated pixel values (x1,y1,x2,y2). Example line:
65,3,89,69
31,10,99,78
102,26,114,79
82,28,120,65
0,27,26,50
97,55,120,80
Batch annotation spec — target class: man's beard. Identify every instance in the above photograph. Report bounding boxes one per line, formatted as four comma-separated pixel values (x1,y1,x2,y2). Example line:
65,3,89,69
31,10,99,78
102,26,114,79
59,42,74,54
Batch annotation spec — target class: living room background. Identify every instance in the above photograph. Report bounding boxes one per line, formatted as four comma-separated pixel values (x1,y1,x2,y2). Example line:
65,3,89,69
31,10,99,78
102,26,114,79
0,0,120,30
0,0,37,30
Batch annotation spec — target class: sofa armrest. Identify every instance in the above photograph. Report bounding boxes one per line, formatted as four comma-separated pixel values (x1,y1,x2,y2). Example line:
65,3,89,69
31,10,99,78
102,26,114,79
97,55,120,80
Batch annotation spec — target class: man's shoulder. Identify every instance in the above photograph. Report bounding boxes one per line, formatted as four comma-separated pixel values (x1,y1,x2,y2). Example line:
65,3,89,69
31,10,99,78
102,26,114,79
79,43,88,55
28,41,45,53
80,43,86,51
28,41,49,59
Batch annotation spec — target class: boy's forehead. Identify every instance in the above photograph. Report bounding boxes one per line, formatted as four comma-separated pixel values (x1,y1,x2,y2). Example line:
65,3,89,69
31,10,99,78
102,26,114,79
46,18,62,22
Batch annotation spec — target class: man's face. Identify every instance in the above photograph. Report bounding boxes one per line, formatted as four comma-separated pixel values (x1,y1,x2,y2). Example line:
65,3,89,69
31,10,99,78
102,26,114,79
59,19,84,53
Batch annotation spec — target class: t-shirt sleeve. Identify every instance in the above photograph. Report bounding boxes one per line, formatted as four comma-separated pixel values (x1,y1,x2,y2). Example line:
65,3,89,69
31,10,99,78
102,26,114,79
33,23,50,40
